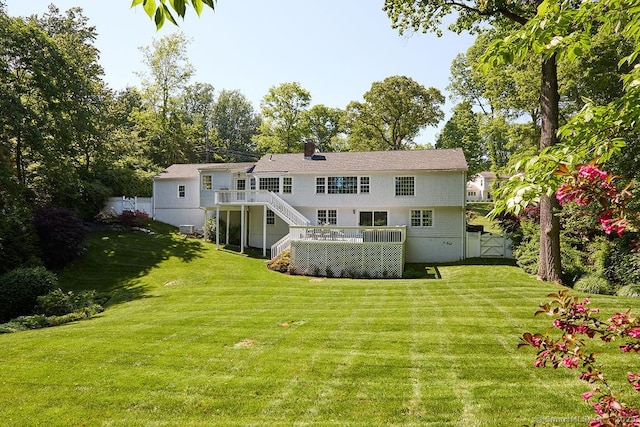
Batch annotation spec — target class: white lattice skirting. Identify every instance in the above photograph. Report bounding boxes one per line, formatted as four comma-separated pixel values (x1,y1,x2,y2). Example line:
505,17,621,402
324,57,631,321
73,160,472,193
290,241,404,278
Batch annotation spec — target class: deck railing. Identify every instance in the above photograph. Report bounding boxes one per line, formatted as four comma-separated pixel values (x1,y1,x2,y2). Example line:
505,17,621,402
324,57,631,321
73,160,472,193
288,225,406,243
215,190,310,226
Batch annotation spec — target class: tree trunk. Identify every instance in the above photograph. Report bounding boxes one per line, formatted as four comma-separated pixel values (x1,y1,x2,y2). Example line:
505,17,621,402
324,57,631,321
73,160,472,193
537,54,563,284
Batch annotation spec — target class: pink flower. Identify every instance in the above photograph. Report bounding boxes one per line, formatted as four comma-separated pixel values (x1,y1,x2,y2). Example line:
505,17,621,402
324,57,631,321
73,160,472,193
582,390,596,401
621,345,632,353
628,328,640,339
563,357,579,369
578,165,608,181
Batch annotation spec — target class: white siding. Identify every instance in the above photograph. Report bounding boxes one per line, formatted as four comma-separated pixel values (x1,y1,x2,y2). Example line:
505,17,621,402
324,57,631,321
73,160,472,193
153,177,204,228
247,207,289,248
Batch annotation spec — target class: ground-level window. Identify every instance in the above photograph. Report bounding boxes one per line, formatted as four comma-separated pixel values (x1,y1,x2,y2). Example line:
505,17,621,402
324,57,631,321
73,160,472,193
317,209,337,225
282,177,292,194
178,185,186,198
411,209,433,227
202,175,212,190
260,177,280,192
266,209,275,225
359,211,387,227
395,176,415,196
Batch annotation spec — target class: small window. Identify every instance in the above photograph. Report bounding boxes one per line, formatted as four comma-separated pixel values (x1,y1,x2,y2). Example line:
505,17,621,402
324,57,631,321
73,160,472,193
260,177,280,192
395,176,415,196
467,191,476,197
178,185,186,198
283,177,292,194
202,175,212,190
317,209,337,225
411,209,433,227
266,209,275,225
359,211,387,227
250,178,256,190
316,177,325,194
359,177,370,194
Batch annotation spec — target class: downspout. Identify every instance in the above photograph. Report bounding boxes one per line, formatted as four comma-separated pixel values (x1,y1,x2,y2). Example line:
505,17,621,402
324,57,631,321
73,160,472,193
462,170,467,260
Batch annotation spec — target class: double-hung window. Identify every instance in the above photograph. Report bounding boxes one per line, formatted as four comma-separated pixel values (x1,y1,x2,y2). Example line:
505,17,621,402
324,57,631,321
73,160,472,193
317,209,337,225
282,177,292,194
410,209,433,227
395,176,415,196
202,175,212,190
266,209,275,225
359,177,370,194
316,177,325,194
178,185,186,198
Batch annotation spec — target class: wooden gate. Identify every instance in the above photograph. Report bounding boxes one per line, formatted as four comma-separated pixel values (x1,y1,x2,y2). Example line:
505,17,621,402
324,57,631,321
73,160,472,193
480,233,506,257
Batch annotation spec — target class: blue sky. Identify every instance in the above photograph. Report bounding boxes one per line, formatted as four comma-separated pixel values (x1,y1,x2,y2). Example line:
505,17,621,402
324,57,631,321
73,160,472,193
6,1,475,144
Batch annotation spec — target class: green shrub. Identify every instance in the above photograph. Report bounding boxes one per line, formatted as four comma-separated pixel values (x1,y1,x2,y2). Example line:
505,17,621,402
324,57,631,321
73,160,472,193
36,288,75,316
603,233,640,287
205,218,227,243
617,284,640,298
573,275,615,295
0,267,57,322
33,205,89,270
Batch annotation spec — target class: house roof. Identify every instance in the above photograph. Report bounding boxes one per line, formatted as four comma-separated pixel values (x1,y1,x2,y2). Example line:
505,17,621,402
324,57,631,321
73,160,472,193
253,149,468,174
154,162,255,180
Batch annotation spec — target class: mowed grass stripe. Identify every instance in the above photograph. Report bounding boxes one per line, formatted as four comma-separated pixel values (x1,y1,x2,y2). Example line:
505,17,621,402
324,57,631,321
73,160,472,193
2,226,639,426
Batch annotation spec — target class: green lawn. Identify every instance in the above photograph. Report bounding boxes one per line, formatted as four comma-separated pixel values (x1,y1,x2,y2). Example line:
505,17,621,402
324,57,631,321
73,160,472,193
467,202,503,234
1,225,639,426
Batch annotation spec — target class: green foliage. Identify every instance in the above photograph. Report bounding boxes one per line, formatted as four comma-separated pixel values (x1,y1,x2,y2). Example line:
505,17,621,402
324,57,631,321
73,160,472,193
0,267,57,322
345,75,444,151
603,233,640,287
256,82,311,154
436,101,488,177
204,217,226,243
36,288,100,317
573,275,615,295
33,206,89,270
117,210,151,228
0,304,103,334
617,284,640,298
131,0,216,29
0,202,40,275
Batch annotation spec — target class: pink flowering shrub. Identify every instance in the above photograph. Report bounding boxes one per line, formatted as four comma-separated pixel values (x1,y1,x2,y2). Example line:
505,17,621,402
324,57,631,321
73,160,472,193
521,290,640,426
555,164,633,236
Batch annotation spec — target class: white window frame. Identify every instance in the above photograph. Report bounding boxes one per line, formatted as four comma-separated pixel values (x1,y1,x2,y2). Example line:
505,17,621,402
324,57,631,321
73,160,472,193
410,209,433,227
395,176,415,197
282,176,292,194
259,177,280,193
202,175,212,190
178,184,186,198
266,209,275,225
316,177,325,194
317,209,337,225
327,176,358,194
359,176,370,194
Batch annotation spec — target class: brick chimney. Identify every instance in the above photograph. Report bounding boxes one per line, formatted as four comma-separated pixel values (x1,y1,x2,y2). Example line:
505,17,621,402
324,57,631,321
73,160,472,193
304,140,315,159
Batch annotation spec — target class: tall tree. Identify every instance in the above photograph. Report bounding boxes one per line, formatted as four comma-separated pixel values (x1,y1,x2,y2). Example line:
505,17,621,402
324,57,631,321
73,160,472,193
255,82,311,154
211,89,261,162
345,75,444,151
384,0,563,283
302,104,345,153
436,102,487,177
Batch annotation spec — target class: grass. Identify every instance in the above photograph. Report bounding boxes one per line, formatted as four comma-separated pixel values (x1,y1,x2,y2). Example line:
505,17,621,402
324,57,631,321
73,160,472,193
467,202,503,234
1,224,640,426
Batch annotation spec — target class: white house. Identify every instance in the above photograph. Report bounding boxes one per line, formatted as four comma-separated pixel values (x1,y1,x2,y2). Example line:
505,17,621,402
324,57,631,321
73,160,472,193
466,171,503,202
153,145,468,274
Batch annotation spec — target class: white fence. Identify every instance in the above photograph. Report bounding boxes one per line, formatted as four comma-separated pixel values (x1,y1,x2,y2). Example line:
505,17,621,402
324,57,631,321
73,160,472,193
466,232,513,259
104,197,153,217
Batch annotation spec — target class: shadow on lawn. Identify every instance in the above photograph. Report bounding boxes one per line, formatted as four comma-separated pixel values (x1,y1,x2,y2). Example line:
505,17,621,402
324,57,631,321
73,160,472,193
61,222,206,307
